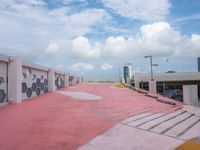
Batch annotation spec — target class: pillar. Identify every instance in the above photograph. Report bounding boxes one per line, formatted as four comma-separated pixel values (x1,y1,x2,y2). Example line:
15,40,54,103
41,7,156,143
135,80,140,88
64,73,69,88
8,57,22,103
72,76,77,85
183,85,199,106
48,68,56,91
149,80,157,93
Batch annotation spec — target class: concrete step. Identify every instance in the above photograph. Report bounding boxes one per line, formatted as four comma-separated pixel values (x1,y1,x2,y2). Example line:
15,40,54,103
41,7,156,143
165,116,200,139
179,119,200,140
151,112,192,134
139,109,185,130
121,113,152,124
128,113,165,127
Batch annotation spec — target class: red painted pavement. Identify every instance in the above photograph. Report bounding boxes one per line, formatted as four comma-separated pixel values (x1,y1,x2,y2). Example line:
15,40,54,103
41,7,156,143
0,83,183,150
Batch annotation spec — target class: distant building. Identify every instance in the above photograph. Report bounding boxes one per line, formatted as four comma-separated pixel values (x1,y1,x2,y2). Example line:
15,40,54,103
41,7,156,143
198,57,200,72
123,64,132,83
166,70,176,73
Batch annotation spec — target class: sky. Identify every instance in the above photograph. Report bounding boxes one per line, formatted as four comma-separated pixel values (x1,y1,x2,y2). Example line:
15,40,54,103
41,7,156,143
0,0,200,81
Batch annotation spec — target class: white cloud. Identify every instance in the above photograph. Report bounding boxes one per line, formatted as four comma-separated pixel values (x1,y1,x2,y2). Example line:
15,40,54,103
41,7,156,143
62,0,87,5
104,22,200,58
20,0,46,6
0,1,110,60
46,43,59,54
104,36,127,58
173,13,200,24
68,63,94,71
101,63,113,70
71,36,101,59
102,0,170,21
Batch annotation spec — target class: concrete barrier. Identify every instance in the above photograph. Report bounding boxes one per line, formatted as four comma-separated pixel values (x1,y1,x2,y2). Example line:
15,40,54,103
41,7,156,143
0,53,81,104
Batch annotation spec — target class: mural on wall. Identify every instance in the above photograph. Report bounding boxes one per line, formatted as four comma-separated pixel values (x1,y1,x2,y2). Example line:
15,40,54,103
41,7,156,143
0,62,7,103
22,67,48,100
55,73,65,90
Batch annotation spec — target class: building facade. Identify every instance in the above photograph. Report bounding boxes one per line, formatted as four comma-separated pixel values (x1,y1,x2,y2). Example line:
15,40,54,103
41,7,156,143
123,64,132,83
134,72,200,102
0,53,81,105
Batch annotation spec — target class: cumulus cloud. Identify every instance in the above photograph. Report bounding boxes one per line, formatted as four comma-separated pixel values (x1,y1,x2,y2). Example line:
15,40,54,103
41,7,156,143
71,36,101,59
102,0,170,21
101,63,113,70
68,22,200,60
0,1,110,60
104,22,200,58
46,43,59,54
68,62,94,72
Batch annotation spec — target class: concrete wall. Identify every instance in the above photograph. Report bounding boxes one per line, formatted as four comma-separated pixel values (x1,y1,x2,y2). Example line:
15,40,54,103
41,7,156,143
54,72,65,90
22,66,48,100
135,72,200,83
69,75,76,86
135,72,200,91
0,53,81,104
0,60,8,104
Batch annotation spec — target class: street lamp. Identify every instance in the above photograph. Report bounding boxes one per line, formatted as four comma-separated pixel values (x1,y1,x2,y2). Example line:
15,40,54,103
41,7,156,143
144,55,158,81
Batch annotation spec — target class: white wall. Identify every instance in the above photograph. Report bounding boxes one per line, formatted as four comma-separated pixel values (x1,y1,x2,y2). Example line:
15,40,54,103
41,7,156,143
0,53,80,104
54,72,65,90
22,66,48,100
135,72,200,82
0,61,8,104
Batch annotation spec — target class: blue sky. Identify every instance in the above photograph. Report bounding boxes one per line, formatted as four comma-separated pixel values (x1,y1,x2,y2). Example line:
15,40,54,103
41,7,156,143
0,0,200,81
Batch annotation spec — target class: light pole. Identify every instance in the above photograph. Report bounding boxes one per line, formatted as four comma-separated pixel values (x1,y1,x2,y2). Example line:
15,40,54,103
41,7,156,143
144,55,158,81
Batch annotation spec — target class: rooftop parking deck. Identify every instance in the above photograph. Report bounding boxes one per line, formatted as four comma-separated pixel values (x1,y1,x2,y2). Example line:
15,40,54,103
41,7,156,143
1,83,198,150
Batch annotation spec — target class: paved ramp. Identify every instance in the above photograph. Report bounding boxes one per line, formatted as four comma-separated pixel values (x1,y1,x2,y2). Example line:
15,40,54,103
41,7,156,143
123,108,200,140
79,108,200,150
0,83,184,150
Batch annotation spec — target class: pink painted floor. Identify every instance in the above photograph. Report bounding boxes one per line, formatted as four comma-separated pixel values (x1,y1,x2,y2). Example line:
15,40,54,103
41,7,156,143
0,83,182,150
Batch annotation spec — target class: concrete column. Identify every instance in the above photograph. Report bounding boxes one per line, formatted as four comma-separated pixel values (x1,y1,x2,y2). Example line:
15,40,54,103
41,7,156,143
135,80,140,88
183,85,199,106
48,68,56,91
64,73,69,88
8,57,22,103
78,77,81,84
72,76,77,85
149,80,157,93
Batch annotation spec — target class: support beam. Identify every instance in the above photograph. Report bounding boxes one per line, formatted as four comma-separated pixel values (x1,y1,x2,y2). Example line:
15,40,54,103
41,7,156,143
64,73,69,88
149,80,157,93
48,69,56,91
8,57,22,103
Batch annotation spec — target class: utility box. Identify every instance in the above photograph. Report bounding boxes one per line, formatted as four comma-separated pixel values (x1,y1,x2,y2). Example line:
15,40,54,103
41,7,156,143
149,80,157,93
183,85,199,106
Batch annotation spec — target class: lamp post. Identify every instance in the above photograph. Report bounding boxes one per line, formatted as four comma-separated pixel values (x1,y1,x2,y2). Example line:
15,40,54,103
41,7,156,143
144,55,158,81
